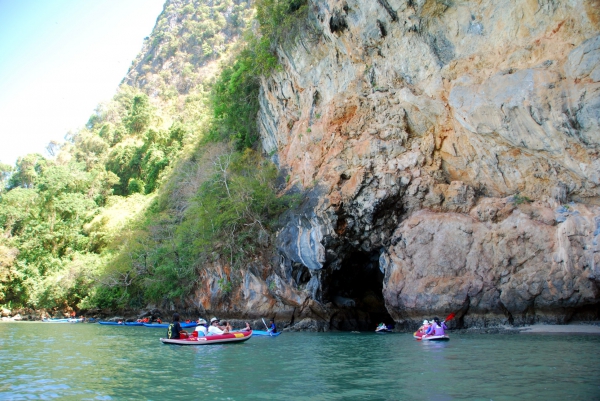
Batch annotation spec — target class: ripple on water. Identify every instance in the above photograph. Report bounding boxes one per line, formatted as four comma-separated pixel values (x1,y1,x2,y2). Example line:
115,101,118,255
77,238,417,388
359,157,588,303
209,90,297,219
0,325,599,400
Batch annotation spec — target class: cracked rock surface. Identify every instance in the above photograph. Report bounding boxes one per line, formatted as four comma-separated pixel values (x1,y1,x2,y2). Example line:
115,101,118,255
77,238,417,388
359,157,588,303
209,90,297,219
197,0,600,330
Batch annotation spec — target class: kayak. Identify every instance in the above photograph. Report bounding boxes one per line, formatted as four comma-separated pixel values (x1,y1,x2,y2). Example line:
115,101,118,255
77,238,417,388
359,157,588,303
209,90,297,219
98,321,144,326
42,318,83,323
414,332,450,341
161,330,253,345
421,335,450,341
250,330,281,336
375,325,393,333
143,322,197,329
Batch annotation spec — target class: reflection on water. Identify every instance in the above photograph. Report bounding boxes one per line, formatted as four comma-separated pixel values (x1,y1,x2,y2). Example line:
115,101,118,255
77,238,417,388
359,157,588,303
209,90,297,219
0,323,599,400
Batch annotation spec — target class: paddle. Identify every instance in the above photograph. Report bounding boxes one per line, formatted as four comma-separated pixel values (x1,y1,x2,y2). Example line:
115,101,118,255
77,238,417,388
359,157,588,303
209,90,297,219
443,312,456,323
262,318,273,336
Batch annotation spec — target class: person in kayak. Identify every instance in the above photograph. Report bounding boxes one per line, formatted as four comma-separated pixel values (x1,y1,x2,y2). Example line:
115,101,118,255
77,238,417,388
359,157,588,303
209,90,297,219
208,317,231,335
267,319,277,333
376,322,388,332
195,318,208,336
415,320,430,338
167,313,187,339
425,317,447,337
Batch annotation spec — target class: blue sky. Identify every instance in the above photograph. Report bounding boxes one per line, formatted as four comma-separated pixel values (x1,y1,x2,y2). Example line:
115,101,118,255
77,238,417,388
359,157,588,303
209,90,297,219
0,0,165,165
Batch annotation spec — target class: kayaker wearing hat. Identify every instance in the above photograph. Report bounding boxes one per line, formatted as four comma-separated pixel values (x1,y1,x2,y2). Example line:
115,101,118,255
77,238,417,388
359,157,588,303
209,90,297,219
208,317,231,335
194,318,208,337
415,320,430,338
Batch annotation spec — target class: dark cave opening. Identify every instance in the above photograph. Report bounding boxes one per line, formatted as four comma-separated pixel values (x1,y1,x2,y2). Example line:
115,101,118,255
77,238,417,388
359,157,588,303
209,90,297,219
323,249,394,331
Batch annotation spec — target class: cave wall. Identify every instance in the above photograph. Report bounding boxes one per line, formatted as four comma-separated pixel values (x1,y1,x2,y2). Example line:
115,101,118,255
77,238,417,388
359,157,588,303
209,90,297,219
251,0,600,329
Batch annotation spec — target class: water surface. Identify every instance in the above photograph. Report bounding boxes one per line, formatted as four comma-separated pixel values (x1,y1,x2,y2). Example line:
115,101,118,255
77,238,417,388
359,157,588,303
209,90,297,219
1,323,599,400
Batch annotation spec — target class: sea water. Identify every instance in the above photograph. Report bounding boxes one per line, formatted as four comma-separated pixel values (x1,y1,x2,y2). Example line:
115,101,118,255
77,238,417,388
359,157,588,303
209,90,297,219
0,322,599,400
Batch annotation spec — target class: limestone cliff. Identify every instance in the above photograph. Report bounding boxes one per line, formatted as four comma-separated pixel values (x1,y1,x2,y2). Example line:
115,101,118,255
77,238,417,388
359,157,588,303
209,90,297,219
247,0,600,330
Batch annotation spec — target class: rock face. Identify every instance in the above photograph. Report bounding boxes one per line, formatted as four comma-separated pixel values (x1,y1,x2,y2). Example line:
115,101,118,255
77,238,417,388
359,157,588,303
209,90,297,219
249,0,600,329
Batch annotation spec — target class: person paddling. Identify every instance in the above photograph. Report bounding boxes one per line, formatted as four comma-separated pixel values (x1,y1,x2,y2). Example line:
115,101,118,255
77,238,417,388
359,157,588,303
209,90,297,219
435,317,448,335
424,317,447,337
267,319,277,333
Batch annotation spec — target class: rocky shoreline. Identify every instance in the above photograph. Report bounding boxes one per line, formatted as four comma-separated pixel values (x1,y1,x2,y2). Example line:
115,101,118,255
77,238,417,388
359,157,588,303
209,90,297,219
3,306,599,335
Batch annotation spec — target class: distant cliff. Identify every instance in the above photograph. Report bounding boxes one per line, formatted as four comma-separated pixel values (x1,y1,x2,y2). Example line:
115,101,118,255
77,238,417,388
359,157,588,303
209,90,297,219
234,0,600,330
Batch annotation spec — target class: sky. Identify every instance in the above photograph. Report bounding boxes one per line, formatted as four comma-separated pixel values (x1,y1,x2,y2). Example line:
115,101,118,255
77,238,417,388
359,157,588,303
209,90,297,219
0,0,166,166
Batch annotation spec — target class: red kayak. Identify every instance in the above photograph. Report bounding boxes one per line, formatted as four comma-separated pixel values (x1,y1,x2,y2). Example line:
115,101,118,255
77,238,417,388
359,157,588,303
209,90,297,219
160,330,252,345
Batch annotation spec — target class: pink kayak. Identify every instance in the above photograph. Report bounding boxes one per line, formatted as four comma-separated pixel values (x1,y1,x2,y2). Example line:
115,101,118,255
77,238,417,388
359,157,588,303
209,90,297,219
414,331,449,341
160,330,252,345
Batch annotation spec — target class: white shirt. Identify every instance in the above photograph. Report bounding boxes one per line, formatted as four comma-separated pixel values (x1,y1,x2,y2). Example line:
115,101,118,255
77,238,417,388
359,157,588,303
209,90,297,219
195,325,208,336
208,325,225,335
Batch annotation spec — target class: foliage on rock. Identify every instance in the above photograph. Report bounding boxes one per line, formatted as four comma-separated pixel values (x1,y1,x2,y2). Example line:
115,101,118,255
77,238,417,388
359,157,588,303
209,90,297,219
0,0,306,312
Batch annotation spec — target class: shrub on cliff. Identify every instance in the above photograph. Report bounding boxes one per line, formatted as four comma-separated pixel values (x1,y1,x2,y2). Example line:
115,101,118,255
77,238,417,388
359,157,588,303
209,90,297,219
209,0,309,149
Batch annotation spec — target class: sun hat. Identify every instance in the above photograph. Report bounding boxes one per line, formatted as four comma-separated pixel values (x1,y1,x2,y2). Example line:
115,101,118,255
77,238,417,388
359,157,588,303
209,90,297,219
422,320,429,325
210,317,219,323
198,318,207,325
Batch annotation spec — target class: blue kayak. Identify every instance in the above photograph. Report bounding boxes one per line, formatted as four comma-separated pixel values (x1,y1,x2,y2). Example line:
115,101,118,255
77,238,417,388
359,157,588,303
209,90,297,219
251,330,281,336
143,322,197,329
99,321,150,326
43,318,83,323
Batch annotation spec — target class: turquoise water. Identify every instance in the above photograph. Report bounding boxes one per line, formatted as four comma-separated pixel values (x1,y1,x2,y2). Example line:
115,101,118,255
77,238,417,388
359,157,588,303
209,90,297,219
0,323,599,400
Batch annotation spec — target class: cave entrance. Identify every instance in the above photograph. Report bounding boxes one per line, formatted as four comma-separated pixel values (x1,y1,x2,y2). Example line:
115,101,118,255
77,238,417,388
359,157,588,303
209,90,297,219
323,249,393,331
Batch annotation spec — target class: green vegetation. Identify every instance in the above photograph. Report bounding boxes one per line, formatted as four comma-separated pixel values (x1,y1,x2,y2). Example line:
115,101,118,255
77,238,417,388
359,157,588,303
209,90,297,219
0,86,183,309
512,193,532,205
0,0,308,313
209,0,308,149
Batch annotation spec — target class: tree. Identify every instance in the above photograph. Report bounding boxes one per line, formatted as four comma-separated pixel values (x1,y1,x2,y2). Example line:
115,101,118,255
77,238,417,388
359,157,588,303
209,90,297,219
8,154,46,189
125,94,153,135
0,162,13,192
46,140,61,157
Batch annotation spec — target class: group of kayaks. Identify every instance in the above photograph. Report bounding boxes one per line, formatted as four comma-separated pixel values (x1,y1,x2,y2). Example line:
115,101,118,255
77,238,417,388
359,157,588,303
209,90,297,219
98,321,198,328
376,314,455,341
43,317,450,344
376,326,449,340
